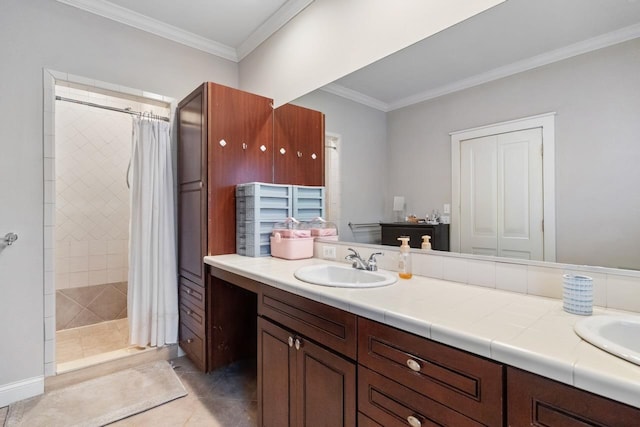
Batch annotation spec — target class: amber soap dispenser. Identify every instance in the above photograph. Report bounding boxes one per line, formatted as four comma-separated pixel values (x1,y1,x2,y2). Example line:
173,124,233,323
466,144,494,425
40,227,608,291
397,236,412,279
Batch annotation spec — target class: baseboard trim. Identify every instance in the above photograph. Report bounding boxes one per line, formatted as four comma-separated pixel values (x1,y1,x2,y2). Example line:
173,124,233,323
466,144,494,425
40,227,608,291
0,375,44,407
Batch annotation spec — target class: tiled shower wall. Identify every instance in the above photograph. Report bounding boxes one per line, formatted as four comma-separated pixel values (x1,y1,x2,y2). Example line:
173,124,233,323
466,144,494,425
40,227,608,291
54,85,131,290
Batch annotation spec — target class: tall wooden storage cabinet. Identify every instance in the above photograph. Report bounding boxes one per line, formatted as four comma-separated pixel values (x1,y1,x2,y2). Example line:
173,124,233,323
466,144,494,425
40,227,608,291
177,82,325,371
178,82,273,371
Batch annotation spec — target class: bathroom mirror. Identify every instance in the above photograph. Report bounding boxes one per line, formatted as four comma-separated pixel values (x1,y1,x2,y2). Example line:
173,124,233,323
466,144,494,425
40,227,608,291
293,0,640,271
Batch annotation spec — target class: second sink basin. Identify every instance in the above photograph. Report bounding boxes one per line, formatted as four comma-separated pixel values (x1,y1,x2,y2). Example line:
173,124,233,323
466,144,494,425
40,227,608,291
574,314,640,366
294,264,397,288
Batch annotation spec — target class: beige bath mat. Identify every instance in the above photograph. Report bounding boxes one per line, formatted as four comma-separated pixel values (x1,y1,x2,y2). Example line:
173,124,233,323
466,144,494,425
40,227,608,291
5,360,187,427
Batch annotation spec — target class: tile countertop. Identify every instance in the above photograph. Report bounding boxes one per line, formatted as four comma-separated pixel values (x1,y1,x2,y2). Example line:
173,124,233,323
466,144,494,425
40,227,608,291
204,254,640,409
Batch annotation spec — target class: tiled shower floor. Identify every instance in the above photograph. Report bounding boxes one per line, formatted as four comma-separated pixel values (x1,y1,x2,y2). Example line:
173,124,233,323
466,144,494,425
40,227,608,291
56,318,146,372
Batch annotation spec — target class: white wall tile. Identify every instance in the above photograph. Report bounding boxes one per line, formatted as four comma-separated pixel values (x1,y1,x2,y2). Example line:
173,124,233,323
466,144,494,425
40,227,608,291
68,271,89,288
443,256,469,284
55,272,69,289
89,240,107,255
44,317,55,341
495,263,528,293
414,253,444,279
44,362,56,377
527,266,563,299
468,259,496,288
89,255,107,271
68,256,88,273
606,275,640,312
44,294,55,317
89,269,108,286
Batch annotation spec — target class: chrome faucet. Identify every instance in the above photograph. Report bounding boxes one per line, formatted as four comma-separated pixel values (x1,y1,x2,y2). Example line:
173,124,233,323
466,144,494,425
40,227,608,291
346,248,382,271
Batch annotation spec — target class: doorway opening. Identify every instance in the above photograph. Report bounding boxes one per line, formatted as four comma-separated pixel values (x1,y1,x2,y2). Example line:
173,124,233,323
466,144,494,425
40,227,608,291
44,71,173,374
325,133,341,228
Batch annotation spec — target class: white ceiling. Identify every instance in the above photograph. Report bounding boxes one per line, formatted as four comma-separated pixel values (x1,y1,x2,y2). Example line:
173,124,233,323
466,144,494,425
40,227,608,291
58,0,640,109
56,0,313,61
327,0,640,111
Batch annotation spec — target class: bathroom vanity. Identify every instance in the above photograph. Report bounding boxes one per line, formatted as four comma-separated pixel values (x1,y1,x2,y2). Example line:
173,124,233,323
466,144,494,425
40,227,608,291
204,255,640,427
380,222,450,251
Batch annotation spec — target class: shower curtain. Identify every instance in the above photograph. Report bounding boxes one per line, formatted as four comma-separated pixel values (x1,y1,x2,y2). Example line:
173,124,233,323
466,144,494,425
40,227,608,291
128,116,178,347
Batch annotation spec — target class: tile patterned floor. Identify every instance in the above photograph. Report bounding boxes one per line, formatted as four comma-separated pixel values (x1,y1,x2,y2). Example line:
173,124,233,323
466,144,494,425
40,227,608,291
0,356,257,427
56,318,130,364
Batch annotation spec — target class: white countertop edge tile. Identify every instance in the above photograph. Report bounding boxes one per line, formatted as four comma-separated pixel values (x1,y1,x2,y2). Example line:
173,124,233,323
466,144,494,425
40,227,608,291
490,340,576,385
204,255,640,409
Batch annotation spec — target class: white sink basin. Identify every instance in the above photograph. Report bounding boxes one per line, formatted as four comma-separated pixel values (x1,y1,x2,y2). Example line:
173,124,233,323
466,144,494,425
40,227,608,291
574,315,640,366
294,264,397,288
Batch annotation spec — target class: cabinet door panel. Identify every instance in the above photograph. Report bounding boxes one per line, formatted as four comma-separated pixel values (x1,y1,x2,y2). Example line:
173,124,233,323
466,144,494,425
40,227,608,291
178,84,207,284
258,317,295,427
207,83,273,255
274,104,324,186
297,337,356,427
508,367,640,427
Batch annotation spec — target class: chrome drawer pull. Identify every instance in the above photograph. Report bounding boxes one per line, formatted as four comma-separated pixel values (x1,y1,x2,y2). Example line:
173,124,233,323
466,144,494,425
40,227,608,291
406,359,421,372
407,415,422,427
288,336,294,348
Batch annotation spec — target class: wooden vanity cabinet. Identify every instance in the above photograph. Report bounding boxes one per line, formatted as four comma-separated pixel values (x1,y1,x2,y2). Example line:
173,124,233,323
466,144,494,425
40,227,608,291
258,286,357,427
358,318,504,427
507,367,640,427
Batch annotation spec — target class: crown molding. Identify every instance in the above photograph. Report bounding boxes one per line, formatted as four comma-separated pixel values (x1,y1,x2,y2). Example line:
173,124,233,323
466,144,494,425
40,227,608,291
325,23,640,112
237,0,314,61
56,0,237,61
321,83,390,112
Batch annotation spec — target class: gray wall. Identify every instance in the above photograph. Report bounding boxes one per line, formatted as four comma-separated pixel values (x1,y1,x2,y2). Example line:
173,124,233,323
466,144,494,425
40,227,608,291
387,39,640,269
292,90,389,241
0,0,236,389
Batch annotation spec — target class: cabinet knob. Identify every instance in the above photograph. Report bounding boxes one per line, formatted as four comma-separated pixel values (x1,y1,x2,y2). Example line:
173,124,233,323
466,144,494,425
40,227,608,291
406,359,421,372
186,338,193,344
311,153,317,160
407,415,422,427
186,309,192,316
242,143,247,150
297,151,303,158
186,288,193,295
280,148,286,155
294,338,302,350
288,336,294,347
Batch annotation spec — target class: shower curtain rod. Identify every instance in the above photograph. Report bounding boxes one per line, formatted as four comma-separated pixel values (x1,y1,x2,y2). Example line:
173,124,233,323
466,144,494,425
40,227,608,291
55,96,170,122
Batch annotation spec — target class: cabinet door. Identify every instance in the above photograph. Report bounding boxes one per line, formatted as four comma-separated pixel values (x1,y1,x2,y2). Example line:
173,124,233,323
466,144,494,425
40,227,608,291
258,317,356,427
295,335,356,427
274,103,325,186
207,82,273,255
177,84,207,285
258,317,295,427
508,367,640,426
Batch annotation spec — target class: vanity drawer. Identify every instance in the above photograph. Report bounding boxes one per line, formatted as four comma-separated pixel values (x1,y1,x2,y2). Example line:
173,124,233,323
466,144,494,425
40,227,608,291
179,321,206,371
358,366,484,427
179,276,206,311
179,300,205,336
259,285,357,359
358,318,504,426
